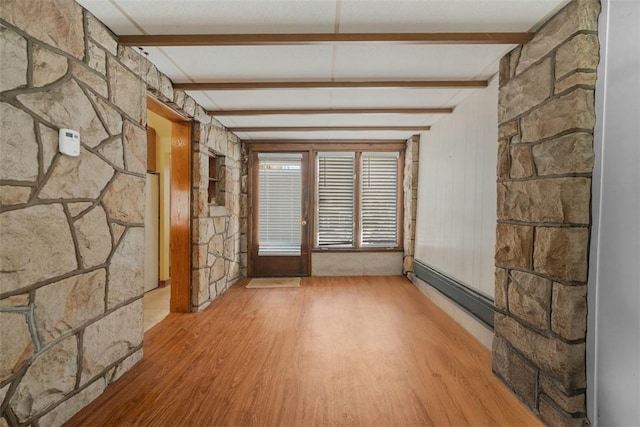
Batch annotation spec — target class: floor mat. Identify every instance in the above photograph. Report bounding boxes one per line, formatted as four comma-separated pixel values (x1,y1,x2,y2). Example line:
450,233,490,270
245,277,301,288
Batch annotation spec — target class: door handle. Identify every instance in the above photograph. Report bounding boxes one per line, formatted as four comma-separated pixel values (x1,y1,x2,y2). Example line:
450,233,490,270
301,220,307,226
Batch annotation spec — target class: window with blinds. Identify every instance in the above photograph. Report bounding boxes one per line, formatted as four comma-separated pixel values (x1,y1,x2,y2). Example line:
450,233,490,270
361,152,399,247
316,151,400,249
317,152,355,248
258,153,302,256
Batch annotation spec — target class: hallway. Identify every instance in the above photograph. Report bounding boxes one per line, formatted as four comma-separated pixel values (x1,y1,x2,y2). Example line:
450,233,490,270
66,276,540,426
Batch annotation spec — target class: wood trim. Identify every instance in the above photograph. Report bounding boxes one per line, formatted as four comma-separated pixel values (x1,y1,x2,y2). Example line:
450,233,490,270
354,151,363,248
228,126,431,132
147,96,188,122
170,121,192,313
249,142,407,152
397,152,405,251
248,151,257,277
175,80,487,90
311,247,404,253
210,108,453,116
119,32,534,46
247,139,406,144
147,126,157,172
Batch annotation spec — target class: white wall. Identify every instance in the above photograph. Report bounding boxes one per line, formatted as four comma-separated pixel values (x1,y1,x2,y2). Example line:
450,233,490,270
588,1,640,425
414,77,498,298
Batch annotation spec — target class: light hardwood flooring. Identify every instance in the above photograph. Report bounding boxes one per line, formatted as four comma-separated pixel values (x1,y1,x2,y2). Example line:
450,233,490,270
67,276,542,426
143,285,170,332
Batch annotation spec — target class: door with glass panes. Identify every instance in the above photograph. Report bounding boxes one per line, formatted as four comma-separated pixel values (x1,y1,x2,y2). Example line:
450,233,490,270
249,152,310,277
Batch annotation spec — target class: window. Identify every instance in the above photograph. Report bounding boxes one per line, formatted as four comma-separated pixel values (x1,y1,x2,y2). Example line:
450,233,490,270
317,152,355,248
258,153,302,256
316,151,401,249
361,152,399,247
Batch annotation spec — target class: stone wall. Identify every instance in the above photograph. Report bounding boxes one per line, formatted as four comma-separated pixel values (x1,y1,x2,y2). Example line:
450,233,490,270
239,143,249,278
141,38,244,314
191,121,243,311
493,1,599,426
0,2,145,425
403,135,419,274
0,1,245,425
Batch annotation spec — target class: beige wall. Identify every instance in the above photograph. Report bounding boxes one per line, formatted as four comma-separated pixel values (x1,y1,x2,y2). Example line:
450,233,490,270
147,110,172,281
312,252,403,276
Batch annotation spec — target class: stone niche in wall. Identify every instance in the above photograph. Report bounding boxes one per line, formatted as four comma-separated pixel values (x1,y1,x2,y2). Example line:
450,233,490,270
493,1,600,426
191,126,244,311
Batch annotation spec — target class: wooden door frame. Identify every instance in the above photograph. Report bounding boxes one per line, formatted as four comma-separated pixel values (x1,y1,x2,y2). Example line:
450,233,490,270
147,96,192,313
247,147,313,277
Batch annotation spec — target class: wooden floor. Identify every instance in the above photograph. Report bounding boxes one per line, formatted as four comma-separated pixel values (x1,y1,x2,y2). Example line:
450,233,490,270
66,276,542,427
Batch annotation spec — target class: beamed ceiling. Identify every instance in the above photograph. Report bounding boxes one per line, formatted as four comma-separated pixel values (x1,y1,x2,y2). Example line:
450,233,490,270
77,0,569,142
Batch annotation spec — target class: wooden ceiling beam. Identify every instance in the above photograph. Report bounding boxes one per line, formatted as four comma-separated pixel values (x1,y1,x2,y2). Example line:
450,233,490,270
174,80,486,90
248,141,408,151
246,139,406,144
208,107,453,116
228,126,431,132
119,32,533,47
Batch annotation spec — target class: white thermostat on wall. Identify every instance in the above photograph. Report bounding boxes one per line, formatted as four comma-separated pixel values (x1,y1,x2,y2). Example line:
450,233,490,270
59,129,80,157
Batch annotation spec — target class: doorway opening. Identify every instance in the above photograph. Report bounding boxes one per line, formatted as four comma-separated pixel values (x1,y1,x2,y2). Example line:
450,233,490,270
249,151,310,277
143,96,192,331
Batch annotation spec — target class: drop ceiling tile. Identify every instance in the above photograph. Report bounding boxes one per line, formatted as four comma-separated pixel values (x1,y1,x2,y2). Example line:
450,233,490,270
76,0,143,34
158,46,335,82
338,0,569,33
109,0,337,34
192,88,470,111
192,90,333,111
143,47,192,83
333,44,512,80
217,113,444,127
327,88,473,108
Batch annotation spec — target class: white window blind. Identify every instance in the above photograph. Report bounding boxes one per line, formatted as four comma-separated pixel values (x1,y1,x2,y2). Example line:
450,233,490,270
258,153,302,256
361,152,399,247
317,152,355,247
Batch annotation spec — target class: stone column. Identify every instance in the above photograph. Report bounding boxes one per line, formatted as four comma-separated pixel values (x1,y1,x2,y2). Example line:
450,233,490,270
493,1,600,426
403,135,420,274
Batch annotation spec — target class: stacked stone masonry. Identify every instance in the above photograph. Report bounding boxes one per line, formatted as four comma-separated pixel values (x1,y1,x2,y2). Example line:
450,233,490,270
191,122,243,311
0,1,245,425
494,1,599,426
403,135,419,274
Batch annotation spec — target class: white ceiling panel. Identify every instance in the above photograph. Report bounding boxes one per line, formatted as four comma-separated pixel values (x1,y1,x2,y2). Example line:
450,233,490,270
338,0,569,33
187,91,224,112
76,0,143,34
187,88,472,111
103,0,337,35
333,44,510,80
327,88,471,108
76,0,568,142
143,47,192,83
188,90,333,110
216,113,440,127
159,46,335,82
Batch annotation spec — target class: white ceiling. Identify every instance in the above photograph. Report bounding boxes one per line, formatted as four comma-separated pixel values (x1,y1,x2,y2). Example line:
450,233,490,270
77,0,569,142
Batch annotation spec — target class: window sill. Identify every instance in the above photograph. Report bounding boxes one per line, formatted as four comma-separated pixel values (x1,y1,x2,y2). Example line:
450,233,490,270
312,247,403,253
